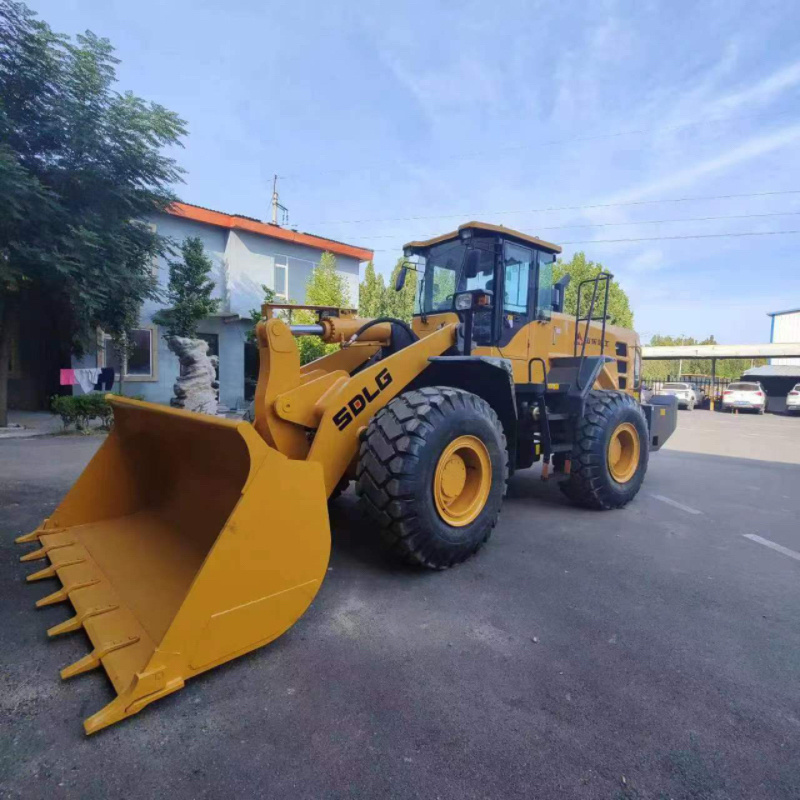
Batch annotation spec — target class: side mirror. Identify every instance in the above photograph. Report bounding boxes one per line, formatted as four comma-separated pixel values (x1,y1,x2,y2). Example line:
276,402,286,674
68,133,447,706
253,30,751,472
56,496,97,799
552,273,571,313
464,249,480,279
395,265,407,292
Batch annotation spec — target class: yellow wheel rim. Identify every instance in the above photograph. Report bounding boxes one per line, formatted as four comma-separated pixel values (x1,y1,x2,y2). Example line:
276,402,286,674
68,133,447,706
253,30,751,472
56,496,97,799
433,435,492,527
607,422,641,484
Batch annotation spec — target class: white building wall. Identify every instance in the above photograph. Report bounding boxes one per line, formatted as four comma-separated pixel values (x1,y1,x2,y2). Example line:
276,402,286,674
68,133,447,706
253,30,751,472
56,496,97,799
771,311,800,366
73,212,367,409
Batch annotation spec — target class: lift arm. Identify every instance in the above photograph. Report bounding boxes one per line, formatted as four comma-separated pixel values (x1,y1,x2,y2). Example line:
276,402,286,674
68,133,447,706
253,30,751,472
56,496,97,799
253,317,458,494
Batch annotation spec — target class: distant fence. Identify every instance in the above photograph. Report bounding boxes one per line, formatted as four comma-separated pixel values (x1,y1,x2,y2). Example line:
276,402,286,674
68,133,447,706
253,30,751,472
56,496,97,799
642,375,734,402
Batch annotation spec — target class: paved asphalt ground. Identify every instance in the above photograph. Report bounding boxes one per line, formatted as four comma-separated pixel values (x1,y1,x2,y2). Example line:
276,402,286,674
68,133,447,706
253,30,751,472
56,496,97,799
1,410,799,800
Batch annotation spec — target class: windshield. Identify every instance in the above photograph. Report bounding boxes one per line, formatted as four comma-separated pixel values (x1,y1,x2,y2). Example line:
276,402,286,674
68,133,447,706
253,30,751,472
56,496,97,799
663,383,690,390
728,383,760,392
414,240,495,315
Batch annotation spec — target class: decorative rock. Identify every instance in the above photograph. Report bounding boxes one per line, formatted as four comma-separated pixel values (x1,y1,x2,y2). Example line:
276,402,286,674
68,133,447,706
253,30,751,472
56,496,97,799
168,336,219,415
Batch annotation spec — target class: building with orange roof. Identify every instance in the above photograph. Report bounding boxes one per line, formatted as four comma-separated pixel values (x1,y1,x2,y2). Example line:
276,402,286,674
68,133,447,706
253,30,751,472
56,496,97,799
71,202,373,410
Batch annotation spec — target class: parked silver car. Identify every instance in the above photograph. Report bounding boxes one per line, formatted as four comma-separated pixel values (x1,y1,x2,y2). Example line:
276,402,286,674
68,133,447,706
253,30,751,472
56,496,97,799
787,384,800,414
721,382,767,414
656,382,700,410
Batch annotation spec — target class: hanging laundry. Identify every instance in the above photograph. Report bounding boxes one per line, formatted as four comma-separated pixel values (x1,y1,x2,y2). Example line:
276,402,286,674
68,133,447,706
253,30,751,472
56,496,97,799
60,369,77,386
73,368,101,393
93,367,116,391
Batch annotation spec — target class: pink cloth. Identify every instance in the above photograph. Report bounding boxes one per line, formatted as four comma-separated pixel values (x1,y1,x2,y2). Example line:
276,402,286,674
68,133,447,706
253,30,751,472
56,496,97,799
60,369,76,386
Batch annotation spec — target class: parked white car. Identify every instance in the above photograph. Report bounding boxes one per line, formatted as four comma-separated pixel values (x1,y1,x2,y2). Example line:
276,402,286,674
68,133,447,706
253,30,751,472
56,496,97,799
655,382,700,410
721,382,767,414
787,384,800,414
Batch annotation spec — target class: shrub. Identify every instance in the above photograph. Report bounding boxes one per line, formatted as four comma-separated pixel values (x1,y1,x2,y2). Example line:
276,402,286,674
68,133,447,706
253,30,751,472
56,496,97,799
50,395,78,430
49,393,121,432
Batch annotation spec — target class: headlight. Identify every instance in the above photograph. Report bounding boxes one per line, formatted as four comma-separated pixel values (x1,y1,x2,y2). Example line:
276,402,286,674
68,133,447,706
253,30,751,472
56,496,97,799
454,292,474,311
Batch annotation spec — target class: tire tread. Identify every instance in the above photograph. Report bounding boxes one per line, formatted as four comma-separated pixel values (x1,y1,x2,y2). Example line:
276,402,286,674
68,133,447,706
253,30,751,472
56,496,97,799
356,387,508,568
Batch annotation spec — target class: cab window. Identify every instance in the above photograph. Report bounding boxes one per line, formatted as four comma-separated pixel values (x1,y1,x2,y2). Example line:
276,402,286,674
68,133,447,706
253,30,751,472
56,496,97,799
536,253,555,320
503,244,531,315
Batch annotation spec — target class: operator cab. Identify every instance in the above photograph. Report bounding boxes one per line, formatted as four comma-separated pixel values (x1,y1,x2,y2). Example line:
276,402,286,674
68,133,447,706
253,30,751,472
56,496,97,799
399,222,563,350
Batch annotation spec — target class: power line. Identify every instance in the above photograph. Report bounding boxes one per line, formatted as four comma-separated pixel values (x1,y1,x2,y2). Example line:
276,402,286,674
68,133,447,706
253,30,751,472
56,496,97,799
301,189,800,227
351,209,800,240
367,229,800,252
278,108,795,180
559,229,800,245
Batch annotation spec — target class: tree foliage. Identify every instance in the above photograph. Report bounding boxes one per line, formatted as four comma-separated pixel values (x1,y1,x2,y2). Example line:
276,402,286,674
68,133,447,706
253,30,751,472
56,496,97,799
642,334,766,381
554,252,633,329
247,283,276,343
358,260,386,318
357,258,417,324
294,252,350,364
383,258,417,322
0,0,185,421
153,237,220,339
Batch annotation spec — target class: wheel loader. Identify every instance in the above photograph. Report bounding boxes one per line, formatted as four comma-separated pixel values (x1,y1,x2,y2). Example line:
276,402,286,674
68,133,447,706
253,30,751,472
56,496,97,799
16,221,677,733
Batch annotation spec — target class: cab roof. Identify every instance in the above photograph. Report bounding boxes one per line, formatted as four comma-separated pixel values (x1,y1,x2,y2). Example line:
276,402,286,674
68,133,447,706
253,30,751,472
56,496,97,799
403,221,562,255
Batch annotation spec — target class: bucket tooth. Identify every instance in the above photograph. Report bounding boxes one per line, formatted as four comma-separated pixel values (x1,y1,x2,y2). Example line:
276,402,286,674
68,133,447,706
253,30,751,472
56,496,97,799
61,652,101,679
16,529,44,544
15,521,64,544
61,636,140,680
83,676,185,736
20,547,48,563
48,604,119,638
20,541,74,563
36,578,99,608
26,558,84,582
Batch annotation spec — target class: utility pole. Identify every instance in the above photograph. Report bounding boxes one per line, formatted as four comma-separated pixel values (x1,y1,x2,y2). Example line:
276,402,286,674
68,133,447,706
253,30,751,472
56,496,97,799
271,174,279,225
270,174,288,226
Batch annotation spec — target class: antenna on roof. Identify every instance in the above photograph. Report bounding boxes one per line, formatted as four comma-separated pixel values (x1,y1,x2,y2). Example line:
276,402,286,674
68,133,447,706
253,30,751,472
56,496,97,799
270,174,289,226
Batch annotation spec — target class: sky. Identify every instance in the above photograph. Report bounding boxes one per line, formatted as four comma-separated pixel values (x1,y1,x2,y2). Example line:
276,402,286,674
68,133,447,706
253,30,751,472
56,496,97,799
30,0,800,344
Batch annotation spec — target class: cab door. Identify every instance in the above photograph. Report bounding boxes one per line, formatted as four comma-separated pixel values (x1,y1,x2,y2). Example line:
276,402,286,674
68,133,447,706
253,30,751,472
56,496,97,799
497,242,534,382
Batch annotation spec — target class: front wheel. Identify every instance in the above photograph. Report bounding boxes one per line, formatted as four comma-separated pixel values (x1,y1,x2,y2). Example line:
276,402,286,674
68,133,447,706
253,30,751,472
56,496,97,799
356,387,509,569
561,390,649,510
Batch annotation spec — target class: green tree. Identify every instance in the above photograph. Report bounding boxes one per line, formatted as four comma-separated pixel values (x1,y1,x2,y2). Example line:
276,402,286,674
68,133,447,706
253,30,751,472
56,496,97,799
0,1,185,424
642,334,766,382
247,284,276,343
153,237,220,338
294,252,350,364
358,260,386,318
554,252,633,329
383,258,417,323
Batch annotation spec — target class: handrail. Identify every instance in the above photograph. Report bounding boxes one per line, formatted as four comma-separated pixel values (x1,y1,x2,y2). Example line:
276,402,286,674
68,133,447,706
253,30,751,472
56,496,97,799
528,356,548,384
573,272,613,390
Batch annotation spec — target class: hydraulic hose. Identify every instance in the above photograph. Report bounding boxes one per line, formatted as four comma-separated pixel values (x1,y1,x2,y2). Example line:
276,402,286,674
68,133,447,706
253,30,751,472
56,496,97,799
348,317,417,344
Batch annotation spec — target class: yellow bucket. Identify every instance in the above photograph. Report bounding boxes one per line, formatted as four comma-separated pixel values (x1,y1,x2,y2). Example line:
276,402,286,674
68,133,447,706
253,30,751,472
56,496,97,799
17,396,330,734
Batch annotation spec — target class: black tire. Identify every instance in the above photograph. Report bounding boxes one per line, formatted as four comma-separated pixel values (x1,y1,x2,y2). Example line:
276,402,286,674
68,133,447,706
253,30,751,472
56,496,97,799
356,387,508,569
560,390,649,510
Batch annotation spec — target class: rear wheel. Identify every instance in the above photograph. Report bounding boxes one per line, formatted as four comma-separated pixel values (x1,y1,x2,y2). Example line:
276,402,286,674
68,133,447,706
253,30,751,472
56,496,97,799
356,387,508,569
560,390,649,510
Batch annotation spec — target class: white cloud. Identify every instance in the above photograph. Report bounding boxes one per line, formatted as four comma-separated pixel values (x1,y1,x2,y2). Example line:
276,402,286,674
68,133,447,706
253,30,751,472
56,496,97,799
626,248,665,273
604,122,800,204
708,59,800,117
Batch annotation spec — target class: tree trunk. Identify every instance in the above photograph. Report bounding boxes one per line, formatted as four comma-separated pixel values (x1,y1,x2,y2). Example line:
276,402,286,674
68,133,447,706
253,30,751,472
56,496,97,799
0,296,13,427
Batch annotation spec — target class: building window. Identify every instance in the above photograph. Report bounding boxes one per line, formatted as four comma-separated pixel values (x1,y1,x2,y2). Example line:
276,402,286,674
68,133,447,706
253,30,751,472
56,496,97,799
100,327,158,381
274,255,288,299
